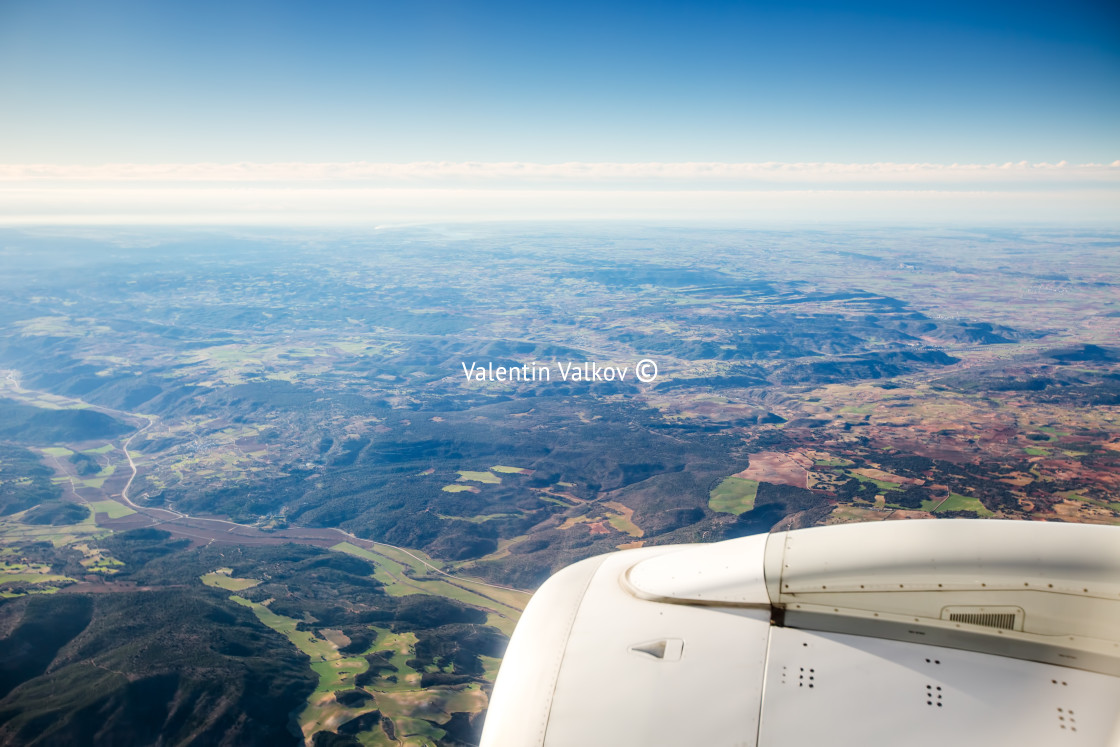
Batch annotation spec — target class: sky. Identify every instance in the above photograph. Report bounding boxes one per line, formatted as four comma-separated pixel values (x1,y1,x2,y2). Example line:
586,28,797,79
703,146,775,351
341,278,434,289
0,0,1117,225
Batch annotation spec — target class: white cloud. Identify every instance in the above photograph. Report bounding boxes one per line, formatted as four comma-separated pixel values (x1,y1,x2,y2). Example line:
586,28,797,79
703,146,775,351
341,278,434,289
1,186,1117,227
0,160,1117,188
0,161,1116,225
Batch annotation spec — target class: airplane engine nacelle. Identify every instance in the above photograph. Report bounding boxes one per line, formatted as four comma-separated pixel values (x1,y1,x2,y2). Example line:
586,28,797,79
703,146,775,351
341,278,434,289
482,520,1120,747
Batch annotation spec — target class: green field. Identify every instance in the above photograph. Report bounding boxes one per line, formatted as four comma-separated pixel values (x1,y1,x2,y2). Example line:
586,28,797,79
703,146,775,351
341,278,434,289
0,572,74,584
81,443,117,454
40,447,74,457
922,492,994,516
85,500,136,519
0,553,77,593
0,515,106,547
0,561,51,573
361,627,422,692
456,470,501,484
441,484,478,493
223,593,372,735
709,477,758,515
490,465,531,474
1038,426,1068,437
85,558,124,574
1058,490,1120,512
331,542,525,636
848,472,903,492
214,567,496,746
199,568,431,744
200,570,262,591
606,513,643,537
602,503,644,537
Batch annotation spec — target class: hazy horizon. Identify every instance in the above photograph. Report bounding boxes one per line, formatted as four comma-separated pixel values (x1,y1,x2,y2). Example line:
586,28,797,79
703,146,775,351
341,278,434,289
2,0,1116,225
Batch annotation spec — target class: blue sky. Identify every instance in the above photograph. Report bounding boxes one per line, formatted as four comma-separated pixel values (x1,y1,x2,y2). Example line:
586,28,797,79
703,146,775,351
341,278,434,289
1,0,1117,164
0,0,1116,224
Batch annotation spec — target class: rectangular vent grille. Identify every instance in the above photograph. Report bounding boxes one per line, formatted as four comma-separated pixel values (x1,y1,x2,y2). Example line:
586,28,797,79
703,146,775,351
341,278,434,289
948,612,1016,629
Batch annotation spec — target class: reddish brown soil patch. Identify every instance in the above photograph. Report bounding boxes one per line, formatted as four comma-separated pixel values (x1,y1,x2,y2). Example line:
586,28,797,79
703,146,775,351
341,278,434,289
59,582,171,593
735,451,811,489
99,514,156,531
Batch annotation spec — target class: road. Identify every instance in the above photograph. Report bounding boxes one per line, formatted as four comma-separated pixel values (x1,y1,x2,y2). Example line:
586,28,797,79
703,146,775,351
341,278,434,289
2,369,531,597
